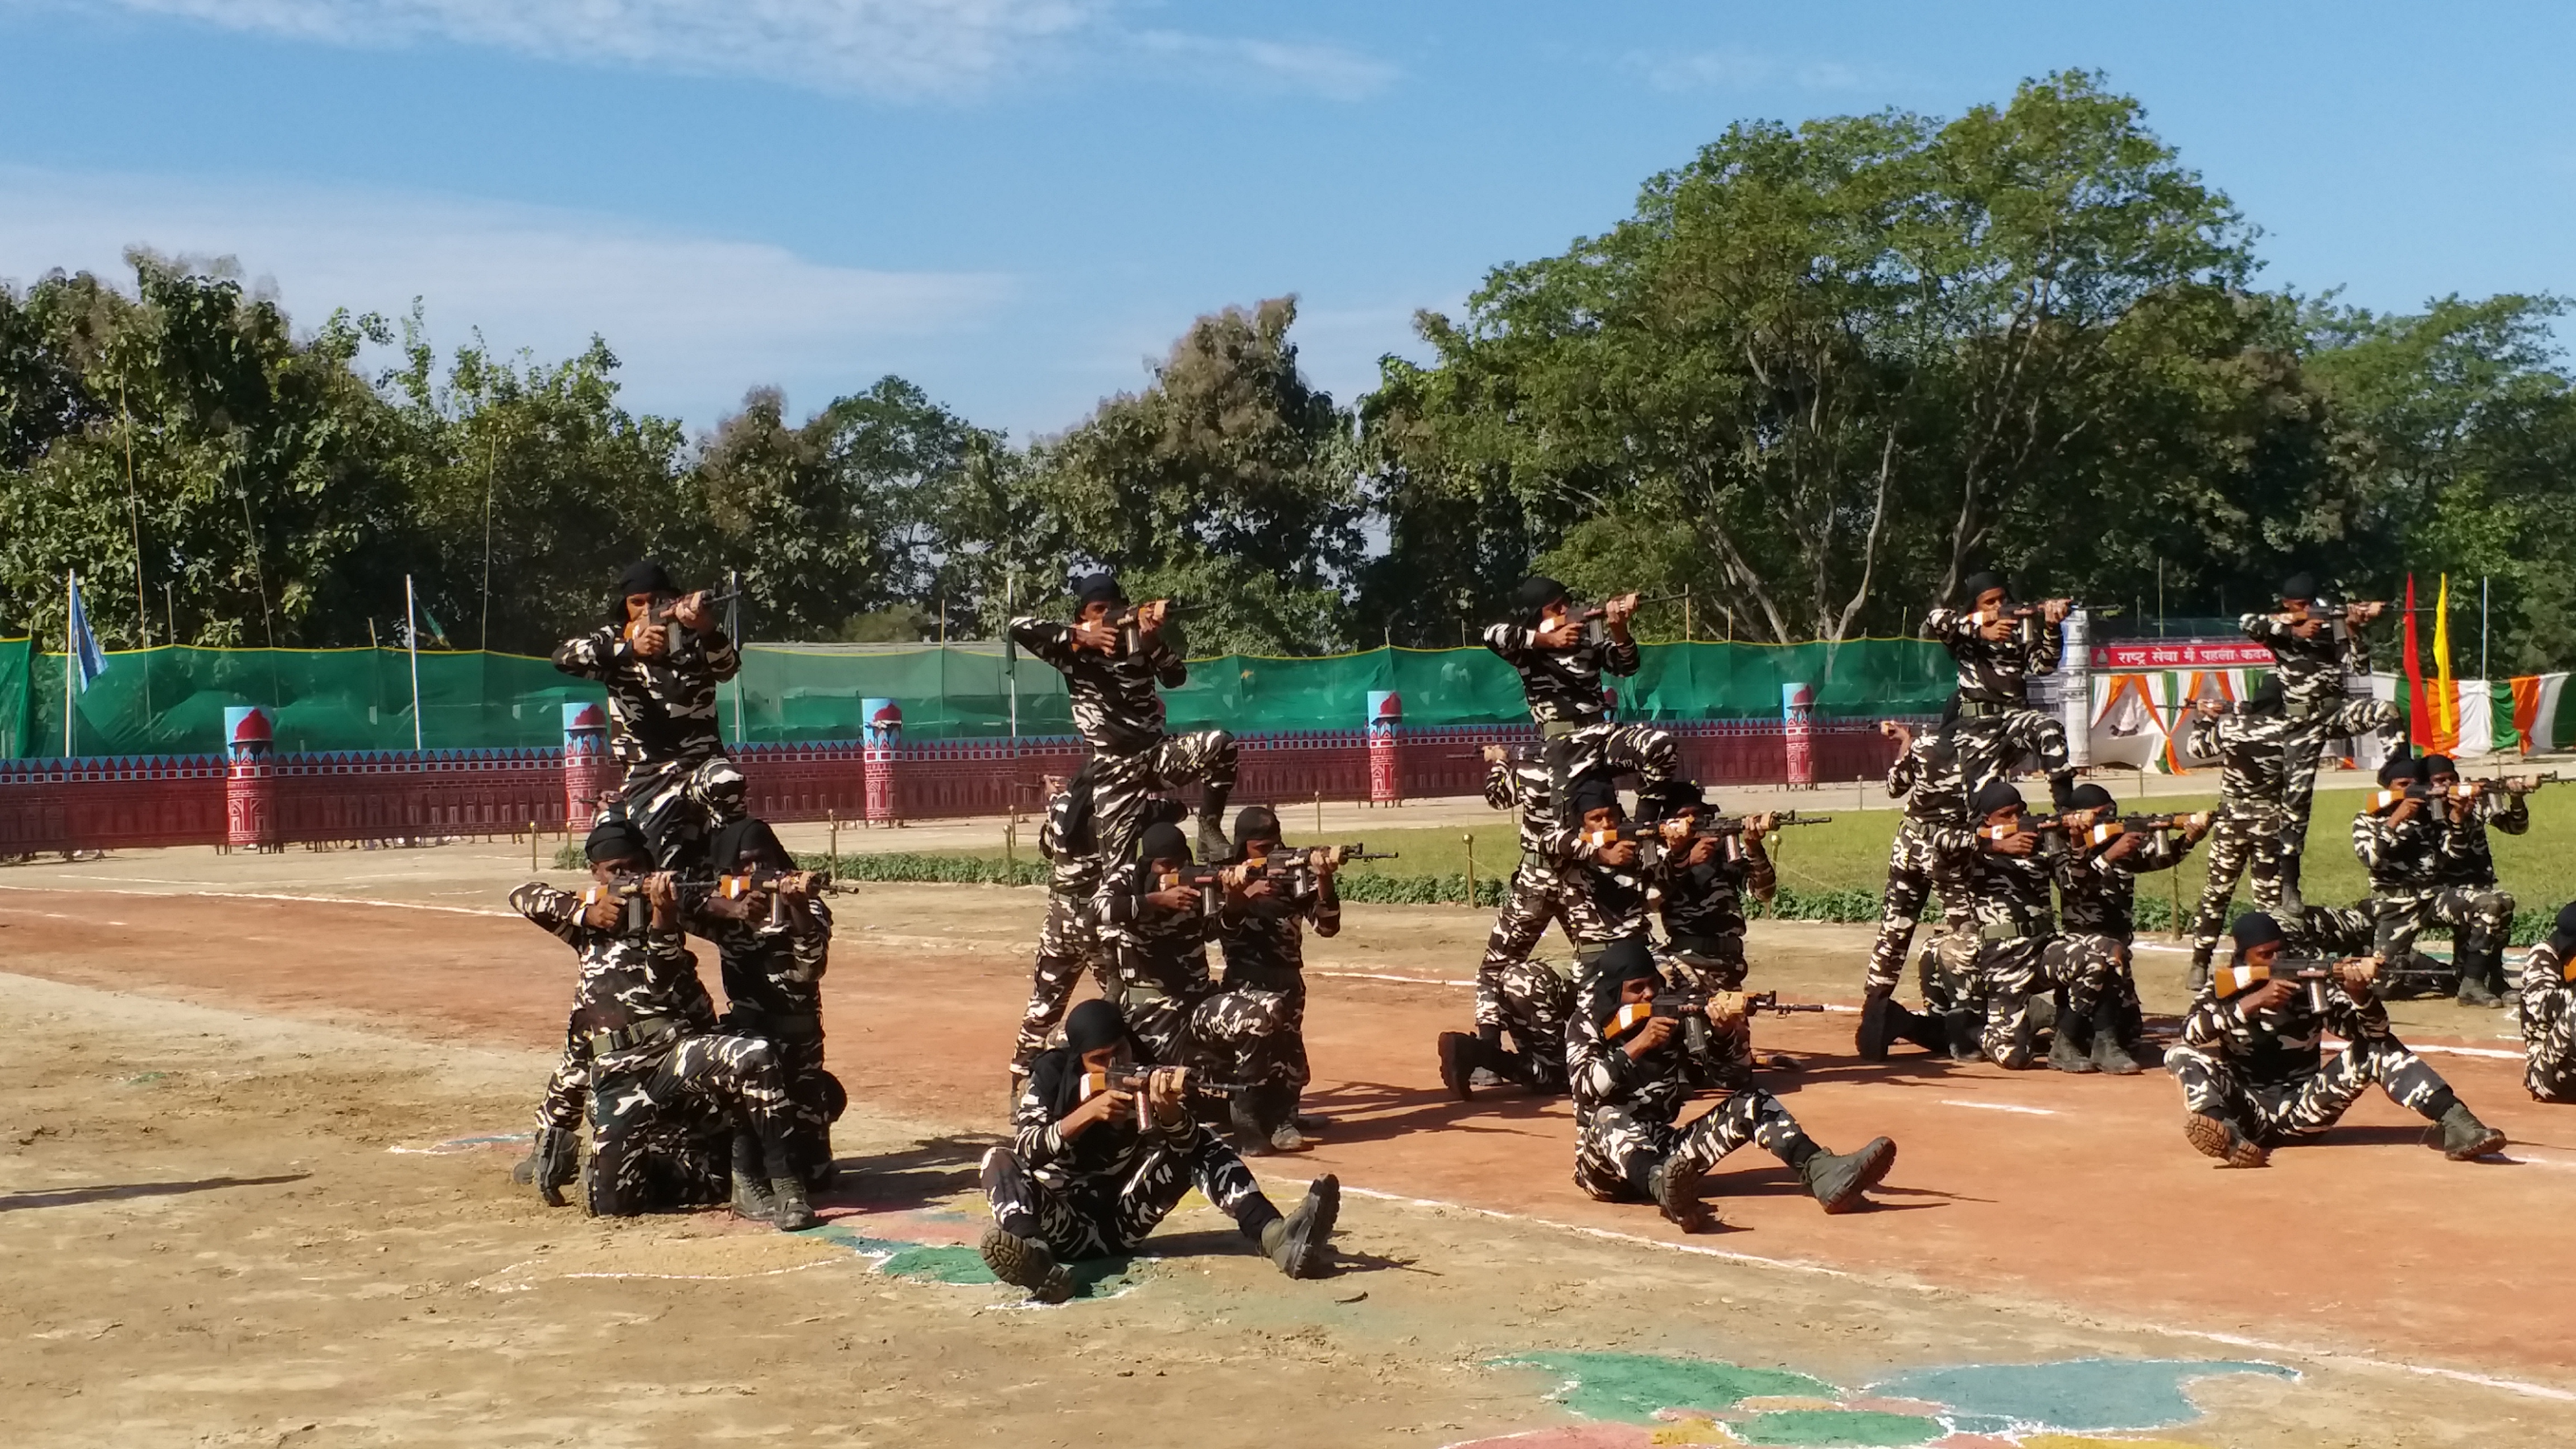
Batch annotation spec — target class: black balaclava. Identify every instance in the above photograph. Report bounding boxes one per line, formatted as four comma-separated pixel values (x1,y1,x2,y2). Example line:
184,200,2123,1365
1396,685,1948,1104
1588,935,1665,1031
2232,912,2286,955
1567,773,1622,823
2550,902,2576,969
584,820,649,866
2378,754,2423,788
2422,754,2458,781
1073,573,1127,610
1138,821,1192,868
2280,572,2318,604
709,816,791,873
2067,783,2116,815
1065,998,1128,1055
1232,804,1283,853
610,559,679,623
1515,575,1569,627
1634,779,1705,825
1961,570,2006,603
1971,780,2025,820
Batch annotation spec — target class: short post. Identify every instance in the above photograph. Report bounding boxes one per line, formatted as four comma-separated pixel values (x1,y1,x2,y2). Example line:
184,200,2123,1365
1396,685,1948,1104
1462,831,1476,907
223,705,278,853
827,809,839,872
1366,689,1403,807
1781,681,1816,788
863,698,902,825
1313,789,1323,838
530,821,538,872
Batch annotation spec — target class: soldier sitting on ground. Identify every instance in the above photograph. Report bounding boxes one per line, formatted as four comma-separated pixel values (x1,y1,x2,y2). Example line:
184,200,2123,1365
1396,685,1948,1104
1568,938,1897,1233
2166,912,2507,1168
2520,902,2576,1104
977,999,1339,1303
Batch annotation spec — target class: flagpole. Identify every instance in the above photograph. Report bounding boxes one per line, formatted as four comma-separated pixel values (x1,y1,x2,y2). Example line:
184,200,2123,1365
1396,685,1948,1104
406,574,425,753
64,571,75,759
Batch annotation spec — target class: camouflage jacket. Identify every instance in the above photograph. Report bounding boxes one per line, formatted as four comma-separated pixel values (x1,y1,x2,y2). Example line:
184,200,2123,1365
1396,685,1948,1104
1921,607,2061,707
2180,712,2289,818
512,881,716,1072
1214,865,1339,991
2052,831,2190,940
1010,616,1186,755
2239,612,2370,711
1483,621,1637,726
2180,976,2391,1090
553,622,740,765
1566,1002,1693,1128
687,893,832,1025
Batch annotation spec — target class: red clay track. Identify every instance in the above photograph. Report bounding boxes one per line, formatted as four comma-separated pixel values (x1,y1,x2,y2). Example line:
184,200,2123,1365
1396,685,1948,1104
3,887,2568,1386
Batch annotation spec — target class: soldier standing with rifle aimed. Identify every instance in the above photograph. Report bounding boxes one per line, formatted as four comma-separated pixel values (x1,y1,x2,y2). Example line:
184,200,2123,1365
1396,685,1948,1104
1858,710,1977,1060
2241,572,2403,915
2180,680,2294,993
1210,806,1375,1153
552,560,745,870
1481,576,1683,811
1920,573,2079,811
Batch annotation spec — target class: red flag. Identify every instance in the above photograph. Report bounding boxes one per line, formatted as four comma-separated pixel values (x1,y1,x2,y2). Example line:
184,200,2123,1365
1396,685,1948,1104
2403,574,2432,749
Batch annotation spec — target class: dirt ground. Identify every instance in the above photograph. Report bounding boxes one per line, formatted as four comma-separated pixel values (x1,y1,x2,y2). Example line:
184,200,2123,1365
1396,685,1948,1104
2,840,2572,1446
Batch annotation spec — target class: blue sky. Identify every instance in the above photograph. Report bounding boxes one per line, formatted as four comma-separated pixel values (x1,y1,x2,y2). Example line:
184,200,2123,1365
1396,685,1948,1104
2,1,2570,439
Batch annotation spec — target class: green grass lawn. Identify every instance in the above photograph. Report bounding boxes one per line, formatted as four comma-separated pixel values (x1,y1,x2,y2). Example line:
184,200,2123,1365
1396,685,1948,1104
818,785,2576,939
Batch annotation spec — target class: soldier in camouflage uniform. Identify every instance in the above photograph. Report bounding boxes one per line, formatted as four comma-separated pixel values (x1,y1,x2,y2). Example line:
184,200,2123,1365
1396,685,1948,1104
1955,781,2058,1069
2421,754,2537,1006
1483,576,1682,811
510,820,815,1228
1441,746,1591,1099
2045,784,2208,1075
2241,572,2403,912
1858,714,1980,1061
2354,756,2515,1001
1920,572,2076,811
1011,574,1237,865
2518,903,2576,1103
552,560,745,870
1568,939,1897,1233
1210,806,1340,1153
688,816,839,1193
1090,822,1288,1078
2180,681,2292,991
1010,770,1120,1088
977,1000,1339,1302
2167,913,2506,1167
1643,782,1778,1088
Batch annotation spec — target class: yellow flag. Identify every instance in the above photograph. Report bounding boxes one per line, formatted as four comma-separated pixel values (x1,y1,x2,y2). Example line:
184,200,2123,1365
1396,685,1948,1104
2433,574,2457,746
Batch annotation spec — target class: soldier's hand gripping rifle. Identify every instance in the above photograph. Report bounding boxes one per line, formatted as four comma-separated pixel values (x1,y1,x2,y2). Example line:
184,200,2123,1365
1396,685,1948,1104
1243,844,1397,880
1084,1066,1255,1131
623,588,739,655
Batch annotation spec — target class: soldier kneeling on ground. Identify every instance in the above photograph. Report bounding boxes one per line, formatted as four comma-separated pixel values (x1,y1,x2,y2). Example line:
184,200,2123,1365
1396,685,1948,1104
2521,902,2576,1104
977,1000,1340,1304
1570,939,1897,1232
2166,912,2508,1168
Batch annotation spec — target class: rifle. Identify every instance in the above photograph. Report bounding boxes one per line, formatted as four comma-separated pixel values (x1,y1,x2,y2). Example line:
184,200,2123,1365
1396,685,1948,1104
584,868,826,932
1582,813,1832,849
1617,990,1827,1034
1085,1067,1254,1130
1983,599,2123,622
2269,956,2351,1014
1574,591,1689,622
624,589,740,652
1241,844,1398,875
2454,771,2559,799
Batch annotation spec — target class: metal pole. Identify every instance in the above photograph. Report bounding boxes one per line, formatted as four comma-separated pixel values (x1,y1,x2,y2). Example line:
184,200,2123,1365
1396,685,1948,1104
728,568,744,744
164,582,176,648
1462,832,1475,907
64,571,75,759
405,574,424,752
2481,576,2490,681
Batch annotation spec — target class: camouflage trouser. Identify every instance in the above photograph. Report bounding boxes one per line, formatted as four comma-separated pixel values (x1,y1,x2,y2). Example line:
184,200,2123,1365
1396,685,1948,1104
589,1032,795,1216
1972,936,2048,1069
535,1025,591,1133
2278,697,2403,877
1013,892,1110,1074
1123,984,1289,1080
2167,1034,2452,1145
2285,903,2376,957
978,1123,1277,1260
1660,948,1752,1089
2373,883,2516,993
2189,807,2286,962
1091,730,1239,869
2523,983,2576,1102
1573,1088,1805,1202
1867,818,1970,994
724,1008,838,1182
1550,721,1681,816
1952,707,2069,795
598,1103,733,1211
1221,969,1309,1091
2042,932,2135,1022
601,753,747,871
1478,859,1603,1030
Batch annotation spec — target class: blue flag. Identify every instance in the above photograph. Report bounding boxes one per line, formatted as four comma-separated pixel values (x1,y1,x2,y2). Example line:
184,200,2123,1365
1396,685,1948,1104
67,572,108,693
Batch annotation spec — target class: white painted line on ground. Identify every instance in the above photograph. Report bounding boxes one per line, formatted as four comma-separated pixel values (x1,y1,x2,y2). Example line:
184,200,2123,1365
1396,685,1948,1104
1937,1099,2060,1117
1322,1178,2576,1402
0,883,517,917
2322,1034,2525,1061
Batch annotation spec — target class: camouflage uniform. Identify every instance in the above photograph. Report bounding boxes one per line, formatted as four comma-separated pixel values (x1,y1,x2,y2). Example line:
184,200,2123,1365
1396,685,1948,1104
2352,799,2512,998
2049,826,2194,1049
1959,836,2058,1068
1536,820,1658,986
552,622,745,870
1091,864,1286,1078
1920,607,2068,795
1212,861,1339,1110
2180,710,2291,976
1471,754,1585,1086
2239,610,2403,892
1010,616,1235,869
1652,829,1777,1088
1012,782,1111,1075
2166,975,2458,1144
1565,995,1810,1206
1483,621,1680,809
1867,732,1976,994
690,891,837,1185
511,882,797,1214
2518,937,2576,1102
981,1045,1285,1261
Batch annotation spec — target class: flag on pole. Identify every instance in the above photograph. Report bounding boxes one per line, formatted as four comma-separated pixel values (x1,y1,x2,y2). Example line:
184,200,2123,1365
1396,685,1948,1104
2433,574,2457,751
66,571,108,693
2402,574,2431,748
419,602,450,648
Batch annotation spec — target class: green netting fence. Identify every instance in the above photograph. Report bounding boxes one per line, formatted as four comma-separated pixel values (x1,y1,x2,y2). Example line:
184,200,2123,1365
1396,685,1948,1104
0,634,1959,758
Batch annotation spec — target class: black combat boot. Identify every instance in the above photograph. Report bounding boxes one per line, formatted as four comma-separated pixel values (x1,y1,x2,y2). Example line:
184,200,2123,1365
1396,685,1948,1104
1943,1010,1983,1063
513,1125,580,1208
2182,1113,2269,1168
1229,1091,1272,1155
1437,1031,1477,1100
1797,1137,1897,1214
765,1137,817,1230
2090,997,2142,1075
1260,1175,1339,1278
1196,780,1234,864
1855,991,1897,1060
2455,948,2503,1008
2276,855,2306,917
979,1225,1074,1304
730,1134,777,1224
2048,771,2080,813
1262,1085,1305,1152
2186,945,2215,997
2429,1101,2507,1161
1646,1157,1714,1233
2047,1002,2096,1074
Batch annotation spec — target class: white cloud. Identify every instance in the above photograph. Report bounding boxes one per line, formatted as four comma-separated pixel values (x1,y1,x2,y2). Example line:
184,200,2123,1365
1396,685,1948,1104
56,0,1390,101
1637,46,1872,95
0,165,1014,425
